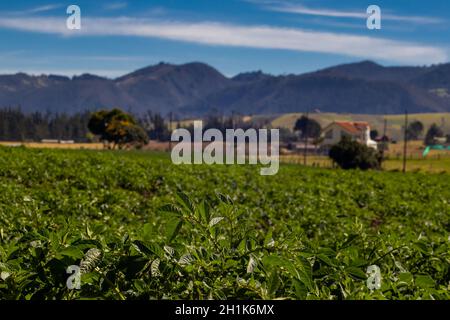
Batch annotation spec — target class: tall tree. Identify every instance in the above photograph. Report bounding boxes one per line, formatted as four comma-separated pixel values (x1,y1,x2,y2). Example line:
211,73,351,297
88,108,148,149
424,123,444,145
406,120,424,140
293,116,322,139
141,111,171,141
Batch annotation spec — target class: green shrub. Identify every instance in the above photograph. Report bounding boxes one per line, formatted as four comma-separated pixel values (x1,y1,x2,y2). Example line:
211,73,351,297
329,137,382,170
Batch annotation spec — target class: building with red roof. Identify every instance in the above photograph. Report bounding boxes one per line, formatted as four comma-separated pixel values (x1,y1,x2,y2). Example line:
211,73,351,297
321,121,378,150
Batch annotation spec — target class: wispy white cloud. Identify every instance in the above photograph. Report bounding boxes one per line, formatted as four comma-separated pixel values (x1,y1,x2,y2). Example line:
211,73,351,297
249,0,443,24
0,50,28,58
75,55,147,62
104,2,128,11
28,4,62,13
6,4,63,15
0,16,446,64
144,7,167,16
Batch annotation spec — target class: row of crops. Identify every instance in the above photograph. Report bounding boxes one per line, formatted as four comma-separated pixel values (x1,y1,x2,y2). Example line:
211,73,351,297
0,146,449,299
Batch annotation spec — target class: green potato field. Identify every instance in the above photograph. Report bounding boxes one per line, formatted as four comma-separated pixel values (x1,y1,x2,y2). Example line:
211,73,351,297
0,147,449,300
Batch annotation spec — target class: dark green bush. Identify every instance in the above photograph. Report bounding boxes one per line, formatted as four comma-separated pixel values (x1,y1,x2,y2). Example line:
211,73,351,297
329,137,382,170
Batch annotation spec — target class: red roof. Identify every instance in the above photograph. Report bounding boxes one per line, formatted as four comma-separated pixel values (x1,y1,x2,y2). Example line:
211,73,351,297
333,121,369,134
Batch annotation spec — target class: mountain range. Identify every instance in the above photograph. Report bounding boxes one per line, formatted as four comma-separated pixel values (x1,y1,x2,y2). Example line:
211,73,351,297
1,60,449,116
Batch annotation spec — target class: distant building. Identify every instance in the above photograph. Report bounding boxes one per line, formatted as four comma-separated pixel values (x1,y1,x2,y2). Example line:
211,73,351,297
289,141,320,153
41,139,75,144
41,139,59,144
320,121,378,150
433,137,447,145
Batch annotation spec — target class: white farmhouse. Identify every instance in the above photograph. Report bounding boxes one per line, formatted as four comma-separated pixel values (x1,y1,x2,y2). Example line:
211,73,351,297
321,121,378,150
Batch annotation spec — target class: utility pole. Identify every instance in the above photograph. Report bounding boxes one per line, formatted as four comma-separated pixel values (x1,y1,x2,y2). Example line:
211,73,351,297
303,108,309,166
402,110,408,173
168,111,173,151
231,110,236,130
381,118,387,161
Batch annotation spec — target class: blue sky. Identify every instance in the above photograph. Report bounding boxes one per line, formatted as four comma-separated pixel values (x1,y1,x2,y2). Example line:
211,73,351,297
0,0,449,78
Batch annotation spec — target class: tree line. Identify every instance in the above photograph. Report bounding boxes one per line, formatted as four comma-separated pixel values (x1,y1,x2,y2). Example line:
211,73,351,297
1,107,448,147
0,108,269,145
0,108,92,142
404,120,449,145
0,108,180,143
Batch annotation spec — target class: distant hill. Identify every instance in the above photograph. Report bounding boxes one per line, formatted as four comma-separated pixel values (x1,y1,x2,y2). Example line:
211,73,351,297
115,62,230,114
0,60,449,116
183,61,450,115
314,60,431,82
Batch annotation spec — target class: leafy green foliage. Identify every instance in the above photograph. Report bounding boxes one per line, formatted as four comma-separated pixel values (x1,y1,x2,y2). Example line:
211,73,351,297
329,137,382,170
406,121,424,140
88,109,149,149
293,116,322,139
0,147,449,300
424,123,445,145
